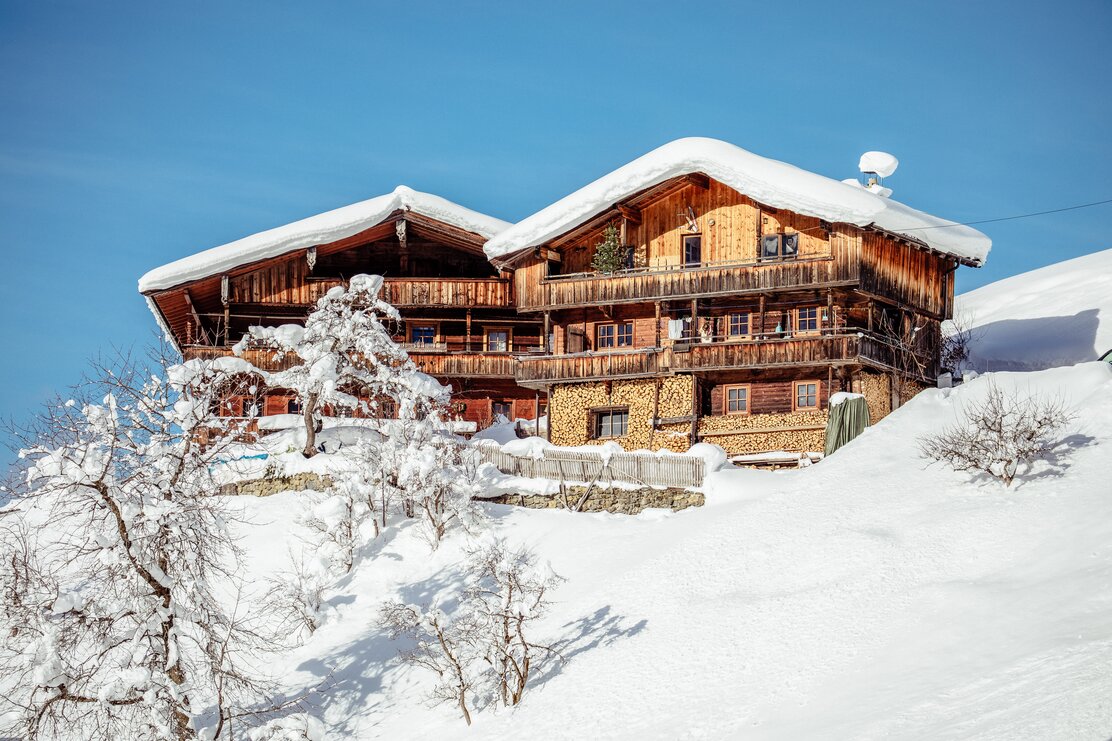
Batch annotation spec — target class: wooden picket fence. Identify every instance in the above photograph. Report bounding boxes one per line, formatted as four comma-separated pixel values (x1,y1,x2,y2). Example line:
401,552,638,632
474,446,705,488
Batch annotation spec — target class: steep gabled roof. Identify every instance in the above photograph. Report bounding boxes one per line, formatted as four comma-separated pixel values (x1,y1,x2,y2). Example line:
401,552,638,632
484,137,991,267
139,185,511,293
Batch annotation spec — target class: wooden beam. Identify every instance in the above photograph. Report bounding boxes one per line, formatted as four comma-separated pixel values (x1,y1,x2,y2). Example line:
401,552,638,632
182,290,207,346
616,204,642,225
685,173,710,190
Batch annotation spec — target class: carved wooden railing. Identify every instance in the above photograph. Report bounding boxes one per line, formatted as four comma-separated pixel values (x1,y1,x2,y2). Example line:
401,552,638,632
523,257,858,310
408,352,518,378
181,345,301,372
512,333,903,385
304,277,512,307
514,348,667,386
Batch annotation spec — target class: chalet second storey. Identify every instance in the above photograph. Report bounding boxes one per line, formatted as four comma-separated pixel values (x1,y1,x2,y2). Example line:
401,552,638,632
139,186,543,428
485,138,990,454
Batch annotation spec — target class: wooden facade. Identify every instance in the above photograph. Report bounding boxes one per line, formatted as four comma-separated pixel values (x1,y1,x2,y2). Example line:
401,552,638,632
502,171,963,455
146,210,540,433
144,165,969,453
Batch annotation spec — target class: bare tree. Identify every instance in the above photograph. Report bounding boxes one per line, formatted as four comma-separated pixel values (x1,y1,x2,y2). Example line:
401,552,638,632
465,540,564,707
380,603,485,726
919,382,1074,486
0,348,281,740
380,540,563,725
941,309,978,375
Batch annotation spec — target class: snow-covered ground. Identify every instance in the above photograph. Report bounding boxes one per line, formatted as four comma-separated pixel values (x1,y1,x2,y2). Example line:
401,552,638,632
228,361,1112,740
956,247,1111,371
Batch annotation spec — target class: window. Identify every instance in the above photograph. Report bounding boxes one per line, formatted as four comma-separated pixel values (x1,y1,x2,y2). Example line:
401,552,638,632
486,328,511,352
491,401,512,420
286,398,301,415
796,307,820,334
592,408,629,439
683,234,702,266
381,399,397,418
759,232,800,260
410,325,436,345
794,381,819,411
622,246,637,270
725,384,750,415
596,322,633,349
728,313,751,338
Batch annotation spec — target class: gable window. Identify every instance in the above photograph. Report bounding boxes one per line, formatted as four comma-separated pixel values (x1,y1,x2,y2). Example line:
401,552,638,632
410,325,437,345
760,232,800,261
486,328,511,352
592,407,629,439
683,234,702,267
597,321,634,349
725,384,750,415
794,381,819,411
796,307,820,335
728,313,751,338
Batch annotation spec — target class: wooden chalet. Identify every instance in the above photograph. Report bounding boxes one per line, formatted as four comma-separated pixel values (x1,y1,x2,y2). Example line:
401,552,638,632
484,138,990,455
140,186,543,431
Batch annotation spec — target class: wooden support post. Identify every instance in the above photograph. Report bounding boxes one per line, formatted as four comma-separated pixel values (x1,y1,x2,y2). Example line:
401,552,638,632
544,387,552,441
396,219,409,274
654,301,662,348
867,299,875,332
465,308,472,352
534,390,540,422
827,364,834,395
758,295,766,339
543,311,551,353
826,289,834,331
690,298,698,341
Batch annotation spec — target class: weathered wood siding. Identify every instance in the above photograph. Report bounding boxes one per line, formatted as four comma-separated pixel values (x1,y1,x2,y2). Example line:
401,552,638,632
707,379,832,416
859,232,953,318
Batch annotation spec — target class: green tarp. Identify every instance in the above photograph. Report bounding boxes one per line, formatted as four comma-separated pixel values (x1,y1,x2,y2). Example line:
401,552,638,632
823,395,870,457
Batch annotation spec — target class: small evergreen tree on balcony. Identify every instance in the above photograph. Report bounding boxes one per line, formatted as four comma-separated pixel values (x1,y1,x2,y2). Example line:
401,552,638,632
591,223,625,274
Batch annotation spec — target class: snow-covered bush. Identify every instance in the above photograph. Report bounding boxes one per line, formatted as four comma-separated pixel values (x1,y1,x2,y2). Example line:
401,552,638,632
245,713,325,740
395,419,484,547
0,350,279,740
920,382,1074,487
236,274,448,457
380,539,563,725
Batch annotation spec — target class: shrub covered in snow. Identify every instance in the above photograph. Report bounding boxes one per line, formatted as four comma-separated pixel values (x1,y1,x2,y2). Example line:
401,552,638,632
919,382,1074,487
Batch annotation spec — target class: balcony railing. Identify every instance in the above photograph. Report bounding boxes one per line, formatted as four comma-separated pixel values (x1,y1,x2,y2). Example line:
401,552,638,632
514,348,668,386
382,277,512,307
408,352,520,379
520,256,858,311
182,345,300,372
512,331,909,386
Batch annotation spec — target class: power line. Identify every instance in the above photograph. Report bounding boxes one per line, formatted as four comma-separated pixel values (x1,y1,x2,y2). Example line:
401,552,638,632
895,197,1112,232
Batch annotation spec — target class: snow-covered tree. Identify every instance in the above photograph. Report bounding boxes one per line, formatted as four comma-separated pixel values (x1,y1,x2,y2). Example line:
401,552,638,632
236,274,449,457
0,350,277,740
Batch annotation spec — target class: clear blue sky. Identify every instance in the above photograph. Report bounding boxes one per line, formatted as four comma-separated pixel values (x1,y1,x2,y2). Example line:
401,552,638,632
1,0,1110,434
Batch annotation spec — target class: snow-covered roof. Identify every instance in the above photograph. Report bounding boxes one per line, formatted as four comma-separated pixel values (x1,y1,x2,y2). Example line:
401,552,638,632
484,137,991,266
139,185,512,293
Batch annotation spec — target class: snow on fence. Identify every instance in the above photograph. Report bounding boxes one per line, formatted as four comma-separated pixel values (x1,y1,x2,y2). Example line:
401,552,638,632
474,446,705,488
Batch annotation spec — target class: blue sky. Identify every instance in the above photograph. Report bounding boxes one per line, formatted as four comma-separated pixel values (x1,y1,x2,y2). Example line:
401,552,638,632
1,0,1110,435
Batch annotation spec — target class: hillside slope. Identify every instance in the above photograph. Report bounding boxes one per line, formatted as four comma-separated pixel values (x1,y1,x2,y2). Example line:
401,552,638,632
235,362,1112,740
956,247,1112,371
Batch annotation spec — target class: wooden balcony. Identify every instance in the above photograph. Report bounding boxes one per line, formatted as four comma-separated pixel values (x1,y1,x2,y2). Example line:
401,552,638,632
667,333,896,373
514,348,668,387
523,257,858,311
268,276,513,308
408,351,519,379
513,333,905,387
182,345,300,372
382,277,512,308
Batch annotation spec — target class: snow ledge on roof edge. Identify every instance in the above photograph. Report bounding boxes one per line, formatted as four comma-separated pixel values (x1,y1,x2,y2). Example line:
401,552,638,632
138,186,512,293
482,137,991,266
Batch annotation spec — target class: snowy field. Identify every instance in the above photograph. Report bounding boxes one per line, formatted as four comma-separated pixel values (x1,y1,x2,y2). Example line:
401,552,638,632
228,361,1112,740
956,247,1111,371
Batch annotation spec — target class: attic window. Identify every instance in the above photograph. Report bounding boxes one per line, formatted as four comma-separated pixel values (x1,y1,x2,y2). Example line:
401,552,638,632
683,235,702,267
760,233,799,261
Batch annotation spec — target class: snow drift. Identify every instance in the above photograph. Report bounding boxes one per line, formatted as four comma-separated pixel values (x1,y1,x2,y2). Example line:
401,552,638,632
956,246,1112,371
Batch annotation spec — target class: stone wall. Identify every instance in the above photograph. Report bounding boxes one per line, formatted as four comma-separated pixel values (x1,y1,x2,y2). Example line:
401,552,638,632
219,472,333,497
698,410,829,454
549,375,693,452
485,486,704,515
